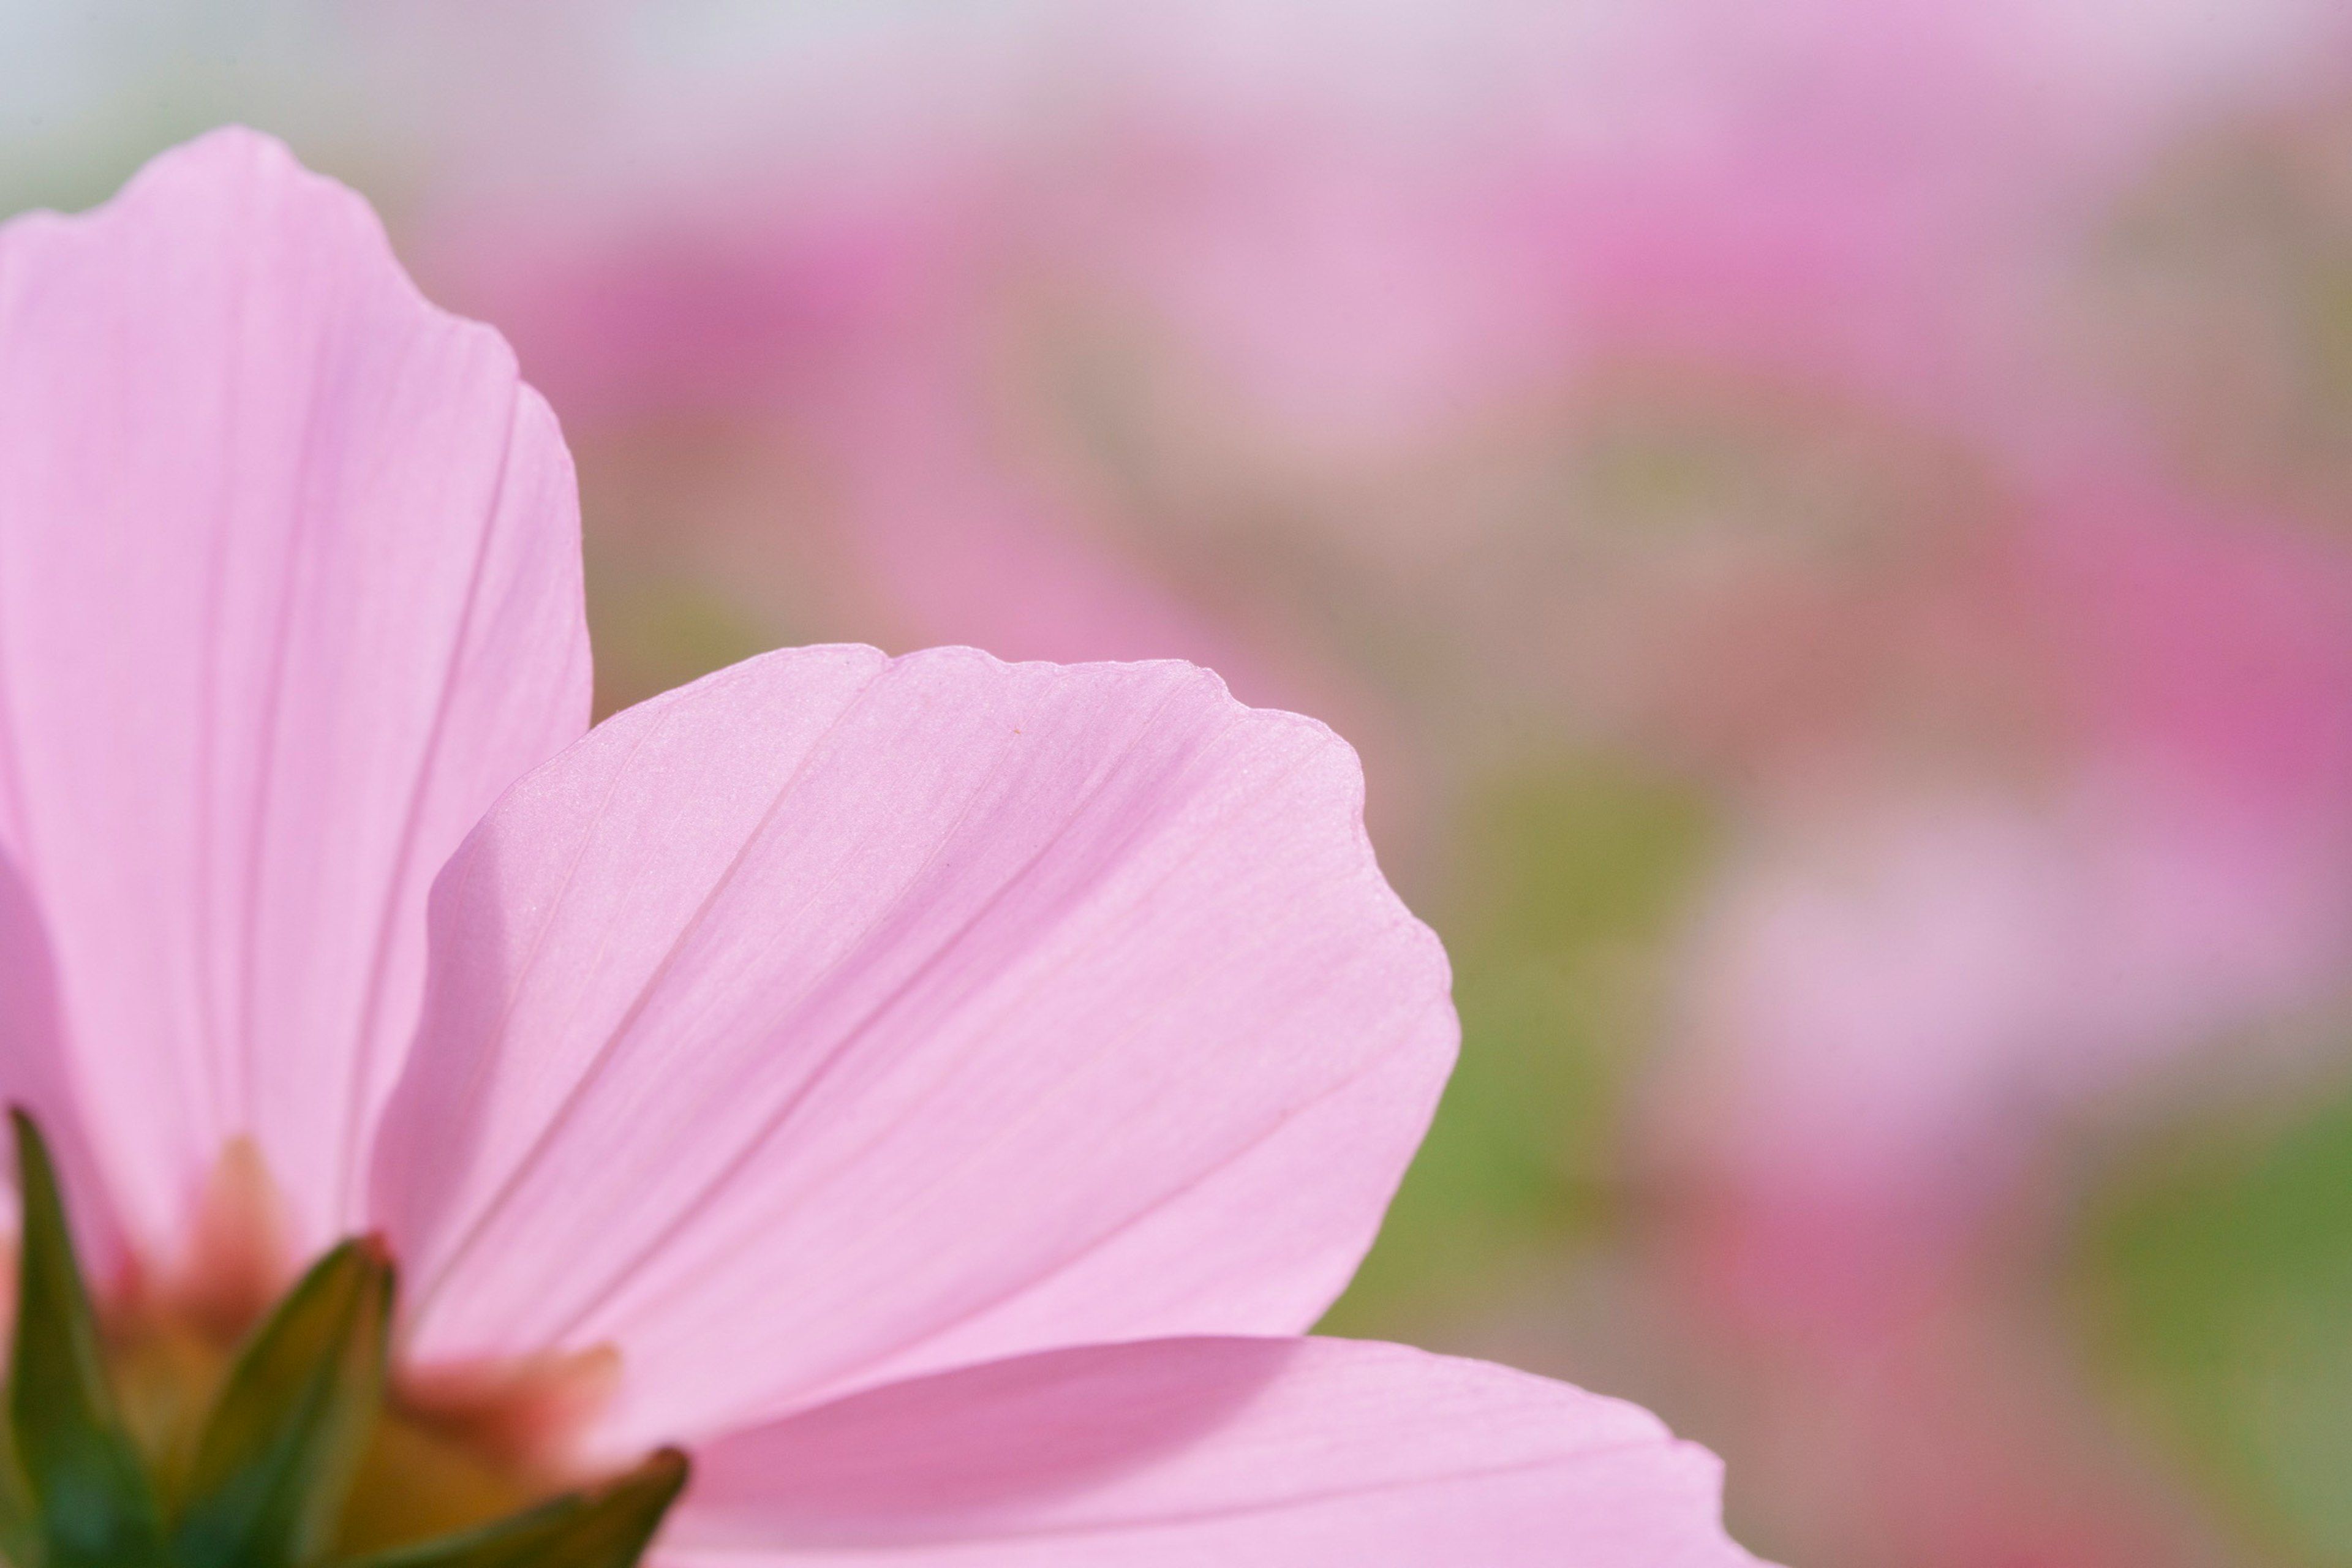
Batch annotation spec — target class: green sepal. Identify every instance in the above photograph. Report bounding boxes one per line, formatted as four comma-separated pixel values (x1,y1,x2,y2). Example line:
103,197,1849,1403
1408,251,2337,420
330,1449,688,1568
7,1108,169,1568
171,1237,394,1568
0,1385,45,1568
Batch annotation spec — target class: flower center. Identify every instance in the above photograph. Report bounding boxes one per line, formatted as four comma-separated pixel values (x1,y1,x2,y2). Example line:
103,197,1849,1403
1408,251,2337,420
1,1110,687,1567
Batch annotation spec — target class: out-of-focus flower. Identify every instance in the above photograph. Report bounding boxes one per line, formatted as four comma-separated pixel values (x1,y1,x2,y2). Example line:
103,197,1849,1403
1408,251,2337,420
0,129,1763,1564
405,0,2339,764
1658,467,2352,1314
1638,468,2352,1563
440,176,1300,695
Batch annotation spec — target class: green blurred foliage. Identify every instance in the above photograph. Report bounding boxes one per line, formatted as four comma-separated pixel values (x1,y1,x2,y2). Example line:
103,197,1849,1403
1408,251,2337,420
1321,755,1716,1338
2072,1068,2352,1566
582,551,783,722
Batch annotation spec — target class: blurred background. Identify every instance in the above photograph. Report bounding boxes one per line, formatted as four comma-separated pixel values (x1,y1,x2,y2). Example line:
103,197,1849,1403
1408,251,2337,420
12,1,2352,1561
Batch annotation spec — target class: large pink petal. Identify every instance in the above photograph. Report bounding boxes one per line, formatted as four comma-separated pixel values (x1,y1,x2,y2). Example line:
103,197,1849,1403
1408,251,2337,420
371,645,1452,1451
660,1336,1755,1567
0,130,591,1261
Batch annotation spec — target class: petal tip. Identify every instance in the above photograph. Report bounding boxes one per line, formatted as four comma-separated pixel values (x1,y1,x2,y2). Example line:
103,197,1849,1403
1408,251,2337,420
19,124,545,417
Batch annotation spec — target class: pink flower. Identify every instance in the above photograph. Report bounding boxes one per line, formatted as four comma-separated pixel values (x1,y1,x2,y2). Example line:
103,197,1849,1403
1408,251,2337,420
0,129,1757,1564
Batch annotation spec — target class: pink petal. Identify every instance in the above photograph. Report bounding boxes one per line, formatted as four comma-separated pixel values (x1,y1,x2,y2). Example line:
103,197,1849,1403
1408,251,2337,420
0,130,590,1260
660,1336,1757,1567
0,848,125,1265
371,646,1452,1450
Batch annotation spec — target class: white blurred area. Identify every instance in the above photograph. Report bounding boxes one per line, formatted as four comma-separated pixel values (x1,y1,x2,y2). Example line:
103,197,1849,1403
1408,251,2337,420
2,0,2339,210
